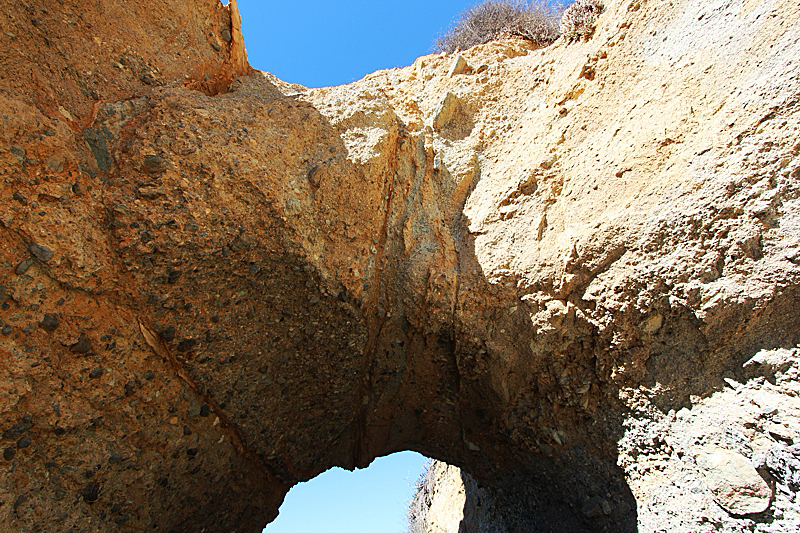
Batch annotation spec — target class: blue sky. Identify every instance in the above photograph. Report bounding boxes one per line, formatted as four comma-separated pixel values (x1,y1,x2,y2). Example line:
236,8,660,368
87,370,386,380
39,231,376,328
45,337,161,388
236,0,486,87
265,451,430,533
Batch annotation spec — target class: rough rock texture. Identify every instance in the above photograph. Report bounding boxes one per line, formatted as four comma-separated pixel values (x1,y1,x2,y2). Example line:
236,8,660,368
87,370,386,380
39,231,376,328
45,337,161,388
408,462,468,533
408,460,507,533
1,0,799,532
417,345,800,532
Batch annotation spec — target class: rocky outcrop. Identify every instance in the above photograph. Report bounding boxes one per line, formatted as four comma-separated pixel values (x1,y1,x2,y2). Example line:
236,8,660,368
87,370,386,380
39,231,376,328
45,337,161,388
1,0,798,532
413,345,800,532
408,461,509,533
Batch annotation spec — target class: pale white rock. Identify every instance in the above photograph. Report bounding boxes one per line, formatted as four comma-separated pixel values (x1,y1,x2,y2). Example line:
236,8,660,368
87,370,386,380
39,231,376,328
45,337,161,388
429,92,461,132
694,445,772,516
447,54,470,77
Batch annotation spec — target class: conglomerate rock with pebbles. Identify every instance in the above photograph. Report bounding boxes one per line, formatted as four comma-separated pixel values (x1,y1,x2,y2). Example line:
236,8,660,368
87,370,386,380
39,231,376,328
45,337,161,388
0,0,798,531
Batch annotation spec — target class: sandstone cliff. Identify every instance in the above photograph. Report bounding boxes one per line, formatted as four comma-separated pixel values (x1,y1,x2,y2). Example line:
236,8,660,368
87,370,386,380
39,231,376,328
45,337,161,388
0,0,798,532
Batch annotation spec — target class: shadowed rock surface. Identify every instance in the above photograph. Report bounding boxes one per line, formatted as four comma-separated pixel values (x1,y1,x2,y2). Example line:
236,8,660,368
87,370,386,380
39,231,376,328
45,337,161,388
0,0,798,532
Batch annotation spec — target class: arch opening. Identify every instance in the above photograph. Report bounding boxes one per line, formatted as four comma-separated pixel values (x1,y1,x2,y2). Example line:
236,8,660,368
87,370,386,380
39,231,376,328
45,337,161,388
265,451,430,533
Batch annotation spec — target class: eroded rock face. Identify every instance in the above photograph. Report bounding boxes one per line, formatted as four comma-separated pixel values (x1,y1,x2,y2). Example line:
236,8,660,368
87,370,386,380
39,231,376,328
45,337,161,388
0,0,798,531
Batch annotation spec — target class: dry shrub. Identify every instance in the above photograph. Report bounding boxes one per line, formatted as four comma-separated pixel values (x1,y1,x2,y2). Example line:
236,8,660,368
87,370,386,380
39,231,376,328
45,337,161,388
560,0,604,40
434,0,562,54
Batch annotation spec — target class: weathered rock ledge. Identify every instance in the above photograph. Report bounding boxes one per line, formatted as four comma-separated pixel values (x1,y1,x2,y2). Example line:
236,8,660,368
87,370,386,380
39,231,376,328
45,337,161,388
0,0,798,531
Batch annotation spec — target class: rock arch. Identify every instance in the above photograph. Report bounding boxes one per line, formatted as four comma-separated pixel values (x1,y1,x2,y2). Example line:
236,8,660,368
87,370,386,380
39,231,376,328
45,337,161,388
1,0,799,532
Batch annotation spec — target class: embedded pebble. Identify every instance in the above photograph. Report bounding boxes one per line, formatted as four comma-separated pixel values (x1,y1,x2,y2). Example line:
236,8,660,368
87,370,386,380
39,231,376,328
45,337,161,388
448,54,470,77
695,445,772,515
39,314,59,333
71,333,92,354
766,444,800,489
160,326,176,342
143,155,170,174
582,496,612,518
10,146,25,163
3,421,33,440
80,483,100,503
16,259,34,275
46,155,65,172
13,494,27,511
29,245,54,262
177,339,196,352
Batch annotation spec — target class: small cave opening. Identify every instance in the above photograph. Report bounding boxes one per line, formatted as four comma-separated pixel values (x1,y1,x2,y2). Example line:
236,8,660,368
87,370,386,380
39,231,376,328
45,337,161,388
265,451,431,533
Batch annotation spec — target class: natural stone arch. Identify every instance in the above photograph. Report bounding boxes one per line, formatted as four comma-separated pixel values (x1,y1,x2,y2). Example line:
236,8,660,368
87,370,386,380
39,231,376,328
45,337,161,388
97,79,637,531
1,0,799,532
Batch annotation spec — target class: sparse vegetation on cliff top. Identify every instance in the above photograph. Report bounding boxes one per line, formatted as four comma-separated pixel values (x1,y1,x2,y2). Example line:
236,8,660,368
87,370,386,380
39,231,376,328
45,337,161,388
434,0,562,53
560,0,604,40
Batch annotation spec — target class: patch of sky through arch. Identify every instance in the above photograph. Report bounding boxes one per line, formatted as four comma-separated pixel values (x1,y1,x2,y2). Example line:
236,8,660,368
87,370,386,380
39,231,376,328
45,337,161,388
265,451,430,533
